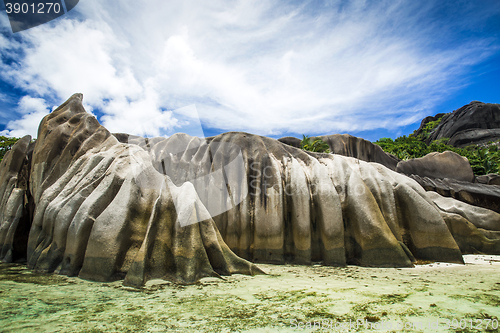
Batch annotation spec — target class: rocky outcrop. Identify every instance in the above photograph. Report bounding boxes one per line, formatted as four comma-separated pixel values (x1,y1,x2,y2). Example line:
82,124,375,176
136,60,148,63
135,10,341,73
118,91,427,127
396,151,475,182
399,101,500,214
414,101,500,147
277,136,301,149
448,128,500,148
1,94,500,286
427,192,500,254
1,94,261,286
0,135,35,263
476,174,500,186
319,134,400,170
410,175,500,214
278,134,400,170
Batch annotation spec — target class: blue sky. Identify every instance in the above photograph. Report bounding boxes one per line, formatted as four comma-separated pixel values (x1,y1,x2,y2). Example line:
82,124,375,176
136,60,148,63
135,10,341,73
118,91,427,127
0,0,499,142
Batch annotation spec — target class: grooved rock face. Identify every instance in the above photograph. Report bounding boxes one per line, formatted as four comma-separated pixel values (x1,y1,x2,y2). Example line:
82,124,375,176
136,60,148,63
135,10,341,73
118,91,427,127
278,134,400,170
319,134,400,171
396,151,475,182
18,94,261,285
410,175,500,214
427,191,500,254
0,135,32,262
1,94,500,286
476,174,500,186
415,101,500,147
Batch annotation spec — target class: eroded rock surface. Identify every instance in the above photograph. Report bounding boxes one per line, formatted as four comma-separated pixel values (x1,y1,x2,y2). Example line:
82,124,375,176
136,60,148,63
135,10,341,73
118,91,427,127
0,94,500,286
427,192,500,254
278,134,400,170
476,173,500,186
0,135,34,263
396,151,475,182
1,94,261,286
414,101,500,147
410,175,500,214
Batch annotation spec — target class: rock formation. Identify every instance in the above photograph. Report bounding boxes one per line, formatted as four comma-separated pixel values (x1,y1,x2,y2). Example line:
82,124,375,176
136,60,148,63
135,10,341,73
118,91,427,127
413,101,500,147
279,104,500,245
1,94,262,286
410,175,500,214
0,135,34,263
277,136,302,149
395,151,500,216
278,134,400,170
396,151,475,183
426,191,500,254
476,173,500,186
1,94,500,286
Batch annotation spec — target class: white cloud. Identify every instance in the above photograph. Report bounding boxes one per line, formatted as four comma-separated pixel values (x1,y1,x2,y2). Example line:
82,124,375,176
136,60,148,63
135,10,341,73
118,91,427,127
0,96,51,138
1,0,499,138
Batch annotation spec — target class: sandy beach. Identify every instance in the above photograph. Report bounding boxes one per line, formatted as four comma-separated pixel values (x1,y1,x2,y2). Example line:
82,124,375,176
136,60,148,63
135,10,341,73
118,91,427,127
0,255,499,332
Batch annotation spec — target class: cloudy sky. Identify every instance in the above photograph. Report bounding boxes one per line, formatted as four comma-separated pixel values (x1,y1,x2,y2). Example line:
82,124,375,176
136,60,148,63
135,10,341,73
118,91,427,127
1,0,499,141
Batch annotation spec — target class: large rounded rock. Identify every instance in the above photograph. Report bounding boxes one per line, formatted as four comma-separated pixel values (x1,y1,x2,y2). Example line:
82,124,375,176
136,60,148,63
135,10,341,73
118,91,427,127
410,175,500,214
277,136,301,148
427,191,500,254
142,132,466,267
319,134,400,170
396,151,475,182
0,135,33,262
279,134,400,170
13,94,261,285
414,101,500,147
2,94,500,286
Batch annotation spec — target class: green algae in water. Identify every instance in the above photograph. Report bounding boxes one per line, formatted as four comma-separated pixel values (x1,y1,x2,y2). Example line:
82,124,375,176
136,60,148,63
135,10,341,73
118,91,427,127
1,259,500,332
0,263,76,285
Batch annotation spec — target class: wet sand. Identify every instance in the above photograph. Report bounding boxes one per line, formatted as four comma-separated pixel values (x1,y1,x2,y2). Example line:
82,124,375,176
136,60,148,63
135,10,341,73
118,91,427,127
0,255,499,332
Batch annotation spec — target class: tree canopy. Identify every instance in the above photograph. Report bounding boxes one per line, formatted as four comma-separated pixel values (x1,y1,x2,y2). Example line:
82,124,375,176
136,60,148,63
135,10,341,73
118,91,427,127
300,135,330,153
374,135,500,176
0,136,21,162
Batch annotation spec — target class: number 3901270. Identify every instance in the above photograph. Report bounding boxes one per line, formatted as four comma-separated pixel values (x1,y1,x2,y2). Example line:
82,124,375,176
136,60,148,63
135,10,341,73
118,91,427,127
5,3,61,14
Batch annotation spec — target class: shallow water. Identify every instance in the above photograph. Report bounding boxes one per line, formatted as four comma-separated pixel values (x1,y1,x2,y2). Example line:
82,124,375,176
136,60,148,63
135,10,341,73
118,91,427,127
0,255,499,332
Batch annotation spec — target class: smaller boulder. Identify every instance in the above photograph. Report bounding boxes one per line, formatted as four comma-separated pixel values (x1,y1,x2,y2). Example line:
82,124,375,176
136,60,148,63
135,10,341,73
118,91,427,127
396,151,475,182
476,174,500,186
278,136,302,148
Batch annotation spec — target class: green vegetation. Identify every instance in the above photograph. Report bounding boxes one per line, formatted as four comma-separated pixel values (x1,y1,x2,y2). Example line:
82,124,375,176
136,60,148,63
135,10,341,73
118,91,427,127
374,136,500,176
0,136,21,162
419,115,444,141
374,112,500,175
300,135,330,153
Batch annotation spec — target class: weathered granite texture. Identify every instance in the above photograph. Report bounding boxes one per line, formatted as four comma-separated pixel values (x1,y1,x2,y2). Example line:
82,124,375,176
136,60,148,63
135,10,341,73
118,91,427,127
0,135,34,263
1,94,262,286
396,151,475,183
1,94,500,286
410,175,500,214
279,134,400,170
413,101,500,147
476,174,500,186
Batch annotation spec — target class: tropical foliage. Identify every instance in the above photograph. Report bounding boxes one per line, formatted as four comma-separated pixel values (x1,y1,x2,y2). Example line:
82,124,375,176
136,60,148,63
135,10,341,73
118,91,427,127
374,135,500,176
417,115,444,141
0,136,21,162
300,135,330,153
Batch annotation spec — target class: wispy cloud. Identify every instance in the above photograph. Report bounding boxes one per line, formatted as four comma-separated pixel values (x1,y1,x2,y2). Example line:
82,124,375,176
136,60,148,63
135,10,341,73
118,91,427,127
1,0,499,138
0,96,50,137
